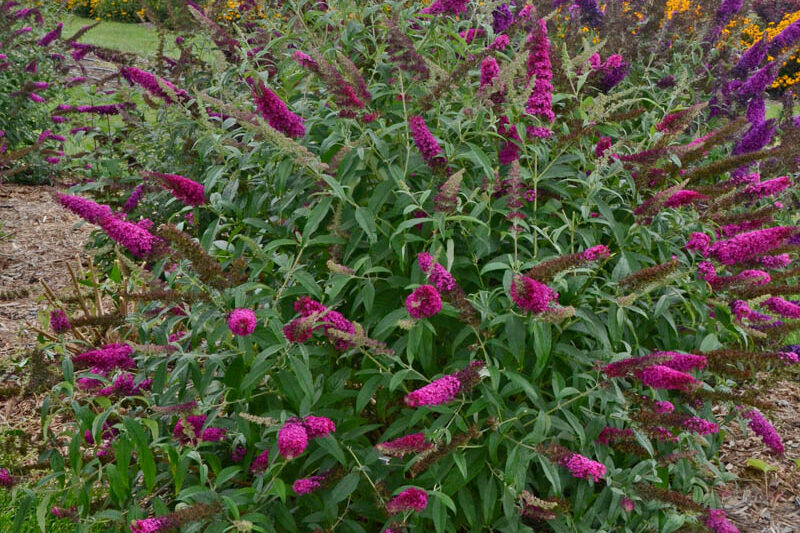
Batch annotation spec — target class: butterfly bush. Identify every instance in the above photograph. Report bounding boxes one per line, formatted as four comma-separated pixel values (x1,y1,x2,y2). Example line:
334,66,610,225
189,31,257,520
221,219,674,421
20,2,800,532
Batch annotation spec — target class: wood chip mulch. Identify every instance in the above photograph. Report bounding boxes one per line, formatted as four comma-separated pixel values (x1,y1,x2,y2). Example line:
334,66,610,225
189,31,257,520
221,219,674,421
0,184,92,447
719,378,800,533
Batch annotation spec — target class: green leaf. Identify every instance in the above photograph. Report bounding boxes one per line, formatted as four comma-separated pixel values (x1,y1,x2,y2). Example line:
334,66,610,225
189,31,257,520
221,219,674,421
124,418,156,492
289,356,315,402
329,472,360,504
356,375,382,413
746,458,777,473
304,197,332,237
355,206,377,243
12,493,33,533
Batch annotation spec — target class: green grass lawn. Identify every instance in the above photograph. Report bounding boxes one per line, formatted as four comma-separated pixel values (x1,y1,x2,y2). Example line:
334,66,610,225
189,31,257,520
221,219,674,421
61,14,178,58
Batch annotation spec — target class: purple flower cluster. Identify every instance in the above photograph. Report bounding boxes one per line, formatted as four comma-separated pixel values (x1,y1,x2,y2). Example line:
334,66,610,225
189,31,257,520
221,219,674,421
409,116,446,167
636,365,699,391
734,36,768,78
249,77,305,138
405,374,461,407
492,3,513,33
97,373,152,397
763,297,800,319
36,22,61,47
525,19,554,128
653,351,708,372
709,226,797,265
705,509,740,533
283,296,355,350
510,275,558,313
664,190,708,208
173,414,226,445
480,57,500,91
742,409,784,455
72,343,134,371
421,0,469,16
123,184,146,212
50,310,70,333
386,487,428,514
582,245,610,261
0,468,15,488
293,475,325,495
120,66,189,105
228,308,257,336
595,136,612,158
588,53,628,93
683,416,719,436
575,0,604,28
417,253,456,292
559,452,606,482
100,216,162,258
405,285,443,319
769,17,800,55
278,416,336,459
148,172,205,206
744,176,791,199
250,449,270,473
57,194,113,224
376,433,433,457
130,516,173,533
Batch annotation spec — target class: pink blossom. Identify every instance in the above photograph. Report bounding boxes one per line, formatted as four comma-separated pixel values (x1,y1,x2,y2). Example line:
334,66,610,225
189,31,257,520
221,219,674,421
685,232,711,255
664,190,708,208
57,194,114,224
409,115,446,167
120,66,189,104
525,19,554,129
491,34,510,50
228,308,257,336
72,343,134,372
405,285,443,319
0,468,14,487
763,296,800,319
404,375,461,407
50,310,70,333
173,415,226,445
250,449,270,473
129,517,172,533
595,136,612,158
376,433,433,457
97,373,151,397
621,498,635,512
705,509,740,533
744,176,791,199
293,475,325,495
709,226,798,265
278,421,308,459
303,416,335,438
742,409,784,455
636,365,699,391
654,401,674,414
583,245,610,261
248,77,305,138
510,275,557,313
148,172,205,206
761,254,791,268
559,453,606,482
100,216,162,258
386,487,428,514
683,416,719,436
653,351,708,372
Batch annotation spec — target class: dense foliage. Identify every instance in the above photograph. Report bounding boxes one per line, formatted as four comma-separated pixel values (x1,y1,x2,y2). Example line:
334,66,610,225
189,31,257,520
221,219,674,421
3,1,800,533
